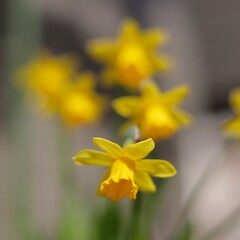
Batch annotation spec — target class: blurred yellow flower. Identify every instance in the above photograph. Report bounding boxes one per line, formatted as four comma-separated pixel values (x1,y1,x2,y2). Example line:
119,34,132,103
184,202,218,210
223,88,240,138
87,18,170,90
74,137,176,201
113,82,191,140
17,51,77,112
59,72,105,126
17,51,105,127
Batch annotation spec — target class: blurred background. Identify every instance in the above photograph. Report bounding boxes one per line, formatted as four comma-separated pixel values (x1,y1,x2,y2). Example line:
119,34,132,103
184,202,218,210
1,0,240,239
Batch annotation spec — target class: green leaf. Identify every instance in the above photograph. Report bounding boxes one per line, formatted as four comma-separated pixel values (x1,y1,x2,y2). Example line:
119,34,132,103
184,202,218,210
93,202,123,240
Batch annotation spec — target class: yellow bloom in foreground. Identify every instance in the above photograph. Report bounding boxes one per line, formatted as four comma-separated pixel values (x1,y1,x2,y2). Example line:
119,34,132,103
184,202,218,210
113,82,191,140
74,137,176,201
17,51,77,112
59,72,105,126
223,88,240,138
87,18,170,89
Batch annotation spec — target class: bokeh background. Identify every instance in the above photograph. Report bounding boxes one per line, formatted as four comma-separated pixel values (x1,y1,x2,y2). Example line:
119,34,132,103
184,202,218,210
1,0,240,239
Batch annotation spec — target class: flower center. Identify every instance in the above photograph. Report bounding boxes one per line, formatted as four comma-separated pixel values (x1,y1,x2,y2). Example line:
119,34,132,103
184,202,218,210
116,43,152,87
60,92,98,125
141,105,178,139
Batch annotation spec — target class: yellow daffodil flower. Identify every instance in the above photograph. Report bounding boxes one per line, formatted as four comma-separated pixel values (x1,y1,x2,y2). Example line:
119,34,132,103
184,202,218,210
113,82,191,140
59,72,105,126
87,18,170,90
17,51,105,127
223,88,240,138
17,51,77,112
73,137,176,201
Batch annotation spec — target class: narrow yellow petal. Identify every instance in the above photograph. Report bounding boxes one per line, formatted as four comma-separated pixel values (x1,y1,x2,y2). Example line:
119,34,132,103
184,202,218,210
134,170,156,192
112,96,140,117
162,86,189,106
73,150,113,166
124,138,155,160
153,55,172,72
121,18,140,40
93,137,124,158
222,115,240,138
136,159,176,177
143,28,169,48
172,108,192,125
229,88,240,113
141,81,160,98
86,39,116,62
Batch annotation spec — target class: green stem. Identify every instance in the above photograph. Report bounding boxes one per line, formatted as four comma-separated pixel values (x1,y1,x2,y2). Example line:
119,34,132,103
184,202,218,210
128,193,143,240
123,126,140,147
122,126,144,240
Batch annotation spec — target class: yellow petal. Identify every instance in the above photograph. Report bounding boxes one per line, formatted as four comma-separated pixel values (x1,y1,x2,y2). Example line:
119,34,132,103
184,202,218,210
73,149,113,166
143,28,169,48
134,170,156,192
141,81,160,98
121,18,140,40
86,39,116,62
93,137,124,158
124,138,155,160
229,88,240,113
112,96,140,117
162,86,189,106
153,55,172,72
172,108,192,125
136,159,176,177
223,115,240,138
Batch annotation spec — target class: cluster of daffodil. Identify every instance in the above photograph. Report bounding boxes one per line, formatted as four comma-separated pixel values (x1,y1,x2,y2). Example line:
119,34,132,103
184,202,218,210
72,19,194,202
17,18,194,201
17,51,105,127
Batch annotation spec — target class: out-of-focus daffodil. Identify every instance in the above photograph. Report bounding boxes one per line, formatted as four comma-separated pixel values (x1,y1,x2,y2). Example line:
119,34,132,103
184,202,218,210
87,18,170,90
17,51,77,112
59,72,105,126
73,137,176,201
223,88,240,138
17,51,105,127
113,82,191,140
